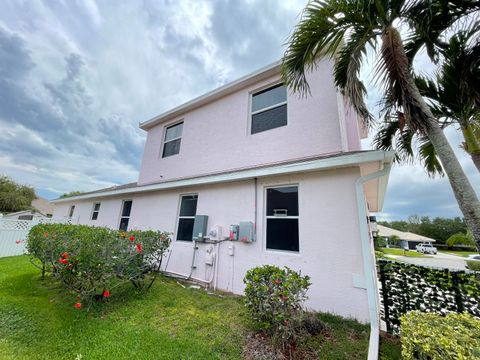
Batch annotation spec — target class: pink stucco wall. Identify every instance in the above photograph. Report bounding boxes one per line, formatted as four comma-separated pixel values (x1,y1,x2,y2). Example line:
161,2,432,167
53,167,370,322
137,59,348,185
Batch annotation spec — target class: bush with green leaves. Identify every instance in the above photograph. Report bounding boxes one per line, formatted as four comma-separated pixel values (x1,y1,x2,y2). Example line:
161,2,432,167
446,232,475,248
400,311,480,359
467,260,480,272
243,265,311,346
27,224,171,309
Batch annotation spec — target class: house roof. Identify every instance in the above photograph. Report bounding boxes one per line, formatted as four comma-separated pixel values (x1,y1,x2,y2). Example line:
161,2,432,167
377,224,437,243
51,150,395,211
31,197,55,215
139,61,282,130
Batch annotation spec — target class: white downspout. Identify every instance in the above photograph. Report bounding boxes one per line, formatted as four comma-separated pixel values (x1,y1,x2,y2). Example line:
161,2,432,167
355,163,391,360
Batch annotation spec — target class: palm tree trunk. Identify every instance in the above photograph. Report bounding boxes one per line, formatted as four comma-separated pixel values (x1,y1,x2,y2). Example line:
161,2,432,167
461,124,480,172
383,27,480,251
472,152,480,173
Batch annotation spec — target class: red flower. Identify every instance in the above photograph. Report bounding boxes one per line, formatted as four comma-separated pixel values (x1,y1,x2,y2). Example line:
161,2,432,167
59,258,68,264
44,232,49,238
284,319,289,326
136,243,142,253
129,235,135,242
61,252,69,259
103,290,110,298
274,279,281,285
15,239,22,244
282,295,288,301
75,302,82,309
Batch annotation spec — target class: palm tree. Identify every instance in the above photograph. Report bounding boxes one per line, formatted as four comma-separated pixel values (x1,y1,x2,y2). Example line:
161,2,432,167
282,0,480,249
374,29,480,173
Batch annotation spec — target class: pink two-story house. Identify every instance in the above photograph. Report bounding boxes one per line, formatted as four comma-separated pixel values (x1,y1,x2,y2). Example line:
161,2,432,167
52,59,393,328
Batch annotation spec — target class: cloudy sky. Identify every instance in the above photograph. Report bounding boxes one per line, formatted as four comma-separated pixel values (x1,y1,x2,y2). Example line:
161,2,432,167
0,0,478,221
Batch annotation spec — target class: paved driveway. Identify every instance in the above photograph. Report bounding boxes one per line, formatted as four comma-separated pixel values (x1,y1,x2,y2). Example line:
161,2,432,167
386,252,468,270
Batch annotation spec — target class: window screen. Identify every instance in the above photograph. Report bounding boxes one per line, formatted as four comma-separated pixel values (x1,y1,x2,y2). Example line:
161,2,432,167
266,186,299,252
162,122,183,158
251,84,287,134
119,200,132,231
177,195,198,241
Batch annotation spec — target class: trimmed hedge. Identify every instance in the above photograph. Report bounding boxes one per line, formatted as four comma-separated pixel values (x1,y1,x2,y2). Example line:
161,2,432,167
27,224,171,309
378,259,480,333
467,260,480,272
401,311,480,359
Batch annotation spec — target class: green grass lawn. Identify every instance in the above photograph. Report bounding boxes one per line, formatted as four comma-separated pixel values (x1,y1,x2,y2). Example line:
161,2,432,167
0,256,400,359
439,250,479,258
381,247,430,258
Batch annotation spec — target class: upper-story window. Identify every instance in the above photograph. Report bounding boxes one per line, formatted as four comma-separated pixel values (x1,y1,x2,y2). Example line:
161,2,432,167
162,122,183,158
251,84,287,134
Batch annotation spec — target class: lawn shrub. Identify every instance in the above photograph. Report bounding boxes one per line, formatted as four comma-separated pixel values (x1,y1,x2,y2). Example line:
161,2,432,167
400,311,480,359
243,265,311,346
27,223,171,308
467,260,480,271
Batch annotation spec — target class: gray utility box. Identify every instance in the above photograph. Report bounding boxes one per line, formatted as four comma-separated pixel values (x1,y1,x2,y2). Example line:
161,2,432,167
192,215,208,242
239,221,255,242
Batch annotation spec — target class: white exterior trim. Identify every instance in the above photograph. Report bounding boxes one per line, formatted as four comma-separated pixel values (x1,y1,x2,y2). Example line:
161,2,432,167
355,163,392,360
140,61,282,130
52,150,395,204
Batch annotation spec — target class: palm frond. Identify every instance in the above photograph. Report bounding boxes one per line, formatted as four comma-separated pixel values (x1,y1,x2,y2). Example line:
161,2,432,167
404,0,480,62
418,135,444,177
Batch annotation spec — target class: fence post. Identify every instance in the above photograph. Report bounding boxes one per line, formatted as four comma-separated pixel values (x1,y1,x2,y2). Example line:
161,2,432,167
378,260,392,333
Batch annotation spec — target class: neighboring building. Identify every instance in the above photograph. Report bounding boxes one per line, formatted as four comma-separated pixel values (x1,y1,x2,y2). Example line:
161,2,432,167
31,197,55,217
2,197,54,220
2,209,47,220
51,59,394,323
377,224,437,249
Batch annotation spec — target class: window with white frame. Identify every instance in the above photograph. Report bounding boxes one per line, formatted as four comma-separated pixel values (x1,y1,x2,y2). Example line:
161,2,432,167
266,185,299,252
68,205,75,219
91,203,101,220
251,84,287,134
162,122,183,158
176,195,198,241
119,200,132,231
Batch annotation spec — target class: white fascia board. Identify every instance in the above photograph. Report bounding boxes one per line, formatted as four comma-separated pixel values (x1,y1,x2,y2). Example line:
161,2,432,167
51,150,395,204
139,61,282,130
376,155,394,211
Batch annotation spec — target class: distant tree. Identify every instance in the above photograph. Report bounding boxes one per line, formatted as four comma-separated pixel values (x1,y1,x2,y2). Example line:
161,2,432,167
60,191,84,198
380,216,467,244
390,235,401,247
0,176,36,213
446,232,475,248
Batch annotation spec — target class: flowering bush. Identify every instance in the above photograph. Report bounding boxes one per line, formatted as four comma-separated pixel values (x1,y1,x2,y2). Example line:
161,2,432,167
243,265,311,346
27,224,171,309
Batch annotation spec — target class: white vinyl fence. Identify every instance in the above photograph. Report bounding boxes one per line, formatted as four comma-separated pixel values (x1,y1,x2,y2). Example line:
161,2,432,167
0,218,70,258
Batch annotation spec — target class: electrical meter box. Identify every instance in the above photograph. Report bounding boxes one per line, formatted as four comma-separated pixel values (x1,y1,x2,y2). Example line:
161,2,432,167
192,215,208,242
239,221,254,242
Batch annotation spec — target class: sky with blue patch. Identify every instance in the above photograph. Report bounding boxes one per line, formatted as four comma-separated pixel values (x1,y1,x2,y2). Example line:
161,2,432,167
0,0,478,220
